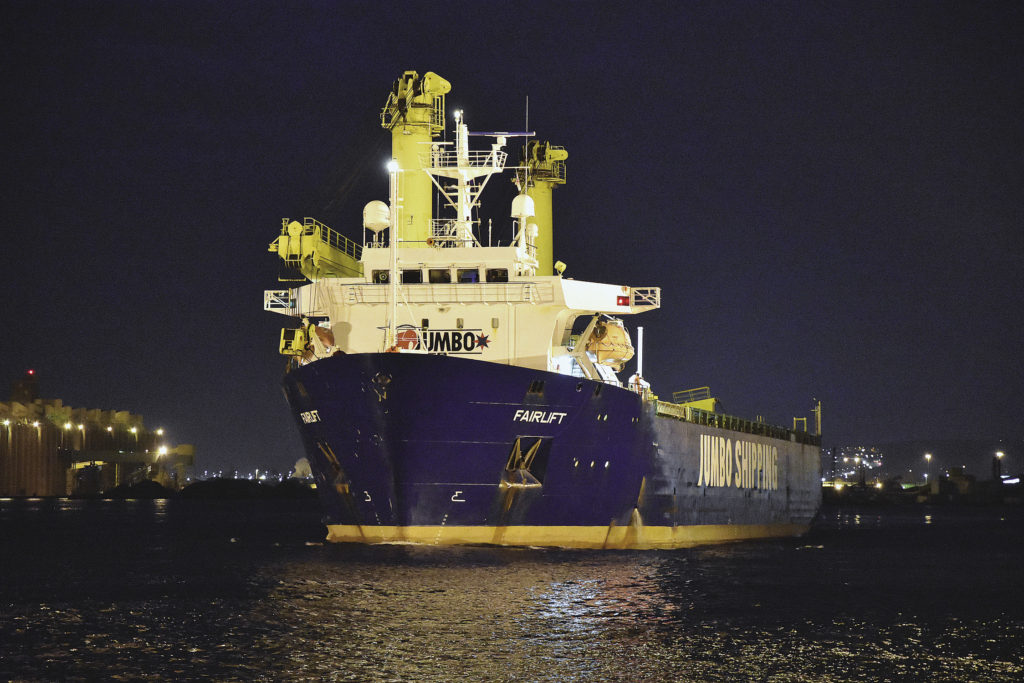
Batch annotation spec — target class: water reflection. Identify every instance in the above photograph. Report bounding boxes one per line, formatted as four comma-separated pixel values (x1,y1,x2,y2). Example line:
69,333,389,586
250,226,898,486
1,503,1022,681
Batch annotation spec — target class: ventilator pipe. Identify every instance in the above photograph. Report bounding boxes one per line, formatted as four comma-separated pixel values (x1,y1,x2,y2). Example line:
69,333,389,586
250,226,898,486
637,326,644,378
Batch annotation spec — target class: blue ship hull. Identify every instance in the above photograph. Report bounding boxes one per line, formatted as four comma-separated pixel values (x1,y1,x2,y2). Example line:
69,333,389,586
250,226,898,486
283,353,821,548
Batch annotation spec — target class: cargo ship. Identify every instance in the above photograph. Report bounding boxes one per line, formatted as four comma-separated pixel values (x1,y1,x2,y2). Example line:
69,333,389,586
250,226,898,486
265,71,821,549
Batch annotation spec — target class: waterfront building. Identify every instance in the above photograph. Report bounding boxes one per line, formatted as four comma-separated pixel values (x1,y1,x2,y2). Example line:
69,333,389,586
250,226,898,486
0,371,194,496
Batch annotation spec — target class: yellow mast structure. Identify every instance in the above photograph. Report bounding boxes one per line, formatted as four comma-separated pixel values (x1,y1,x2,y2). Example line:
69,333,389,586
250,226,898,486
380,71,450,246
521,140,567,276
269,71,448,281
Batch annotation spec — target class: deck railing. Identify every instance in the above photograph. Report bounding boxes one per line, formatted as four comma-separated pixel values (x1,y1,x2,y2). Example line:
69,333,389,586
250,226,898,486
631,287,661,308
345,281,553,305
280,217,362,261
420,149,508,171
672,386,711,404
655,401,820,446
264,290,294,312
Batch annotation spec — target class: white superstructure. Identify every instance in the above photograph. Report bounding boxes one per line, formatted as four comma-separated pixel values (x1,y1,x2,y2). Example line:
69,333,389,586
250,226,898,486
266,80,660,387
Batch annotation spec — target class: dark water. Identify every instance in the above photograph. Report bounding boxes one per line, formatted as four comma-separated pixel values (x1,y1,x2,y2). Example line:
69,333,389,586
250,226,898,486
1,499,1021,682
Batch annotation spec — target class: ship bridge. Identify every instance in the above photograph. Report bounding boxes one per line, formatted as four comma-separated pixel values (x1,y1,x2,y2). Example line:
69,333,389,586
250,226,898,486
265,70,660,387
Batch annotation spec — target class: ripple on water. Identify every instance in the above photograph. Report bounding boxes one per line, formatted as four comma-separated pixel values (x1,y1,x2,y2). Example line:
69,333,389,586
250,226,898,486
1,502,1022,681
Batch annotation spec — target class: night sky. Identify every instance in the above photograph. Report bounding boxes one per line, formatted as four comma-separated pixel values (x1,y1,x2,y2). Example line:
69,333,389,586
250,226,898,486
2,1,1021,474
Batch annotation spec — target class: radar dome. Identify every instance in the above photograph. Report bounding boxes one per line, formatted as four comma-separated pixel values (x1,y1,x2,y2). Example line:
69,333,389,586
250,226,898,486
511,193,535,218
363,200,390,233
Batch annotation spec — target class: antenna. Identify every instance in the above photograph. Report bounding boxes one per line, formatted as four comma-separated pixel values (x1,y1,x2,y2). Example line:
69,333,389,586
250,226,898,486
522,96,532,193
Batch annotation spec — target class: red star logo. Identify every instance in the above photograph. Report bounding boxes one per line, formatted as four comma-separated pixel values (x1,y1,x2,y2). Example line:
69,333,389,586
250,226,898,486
475,334,490,349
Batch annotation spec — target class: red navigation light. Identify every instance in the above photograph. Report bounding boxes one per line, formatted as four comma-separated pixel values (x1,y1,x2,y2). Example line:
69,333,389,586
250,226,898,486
27,369,35,375
616,296,629,306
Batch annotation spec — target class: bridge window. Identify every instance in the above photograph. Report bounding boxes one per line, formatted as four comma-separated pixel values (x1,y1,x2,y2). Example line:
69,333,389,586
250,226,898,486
457,268,480,283
401,269,423,283
486,268,508,283
429,268,451,283
371,270,389,284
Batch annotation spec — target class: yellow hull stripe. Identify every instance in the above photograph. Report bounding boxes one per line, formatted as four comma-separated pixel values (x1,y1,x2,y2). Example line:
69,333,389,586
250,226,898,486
325,522,809,550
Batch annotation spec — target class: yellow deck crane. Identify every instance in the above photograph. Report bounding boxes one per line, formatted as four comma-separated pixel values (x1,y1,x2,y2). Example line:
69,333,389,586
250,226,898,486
519,140,567,276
